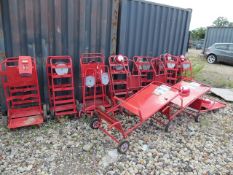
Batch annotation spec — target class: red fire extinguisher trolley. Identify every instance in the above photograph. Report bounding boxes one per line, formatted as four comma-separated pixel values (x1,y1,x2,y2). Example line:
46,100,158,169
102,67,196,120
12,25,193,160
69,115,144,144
46,56,77,118
0,56,44,129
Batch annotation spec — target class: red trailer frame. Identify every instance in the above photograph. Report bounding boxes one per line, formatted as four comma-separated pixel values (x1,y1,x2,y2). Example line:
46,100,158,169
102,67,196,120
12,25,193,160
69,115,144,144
108,55,141,98
80,53,113,115
46,56,77,119
0,56,44,129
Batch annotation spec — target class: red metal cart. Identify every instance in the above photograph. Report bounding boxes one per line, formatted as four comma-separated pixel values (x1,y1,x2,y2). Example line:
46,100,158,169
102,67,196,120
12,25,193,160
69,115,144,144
156,80,226,131
178,56,193,81
46,56,77,119
91,80,225,153
0,56,44,129
132,56,155,86
163,54,180,85
150,57,167,83
108,55,141,98
162,54,193,84
80,53,113,115
92,81,179,153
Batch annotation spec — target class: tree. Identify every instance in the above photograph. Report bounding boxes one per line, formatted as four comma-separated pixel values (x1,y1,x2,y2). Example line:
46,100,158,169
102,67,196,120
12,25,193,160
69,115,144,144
191,27,206,40
213,17,231,27
229,22,233,27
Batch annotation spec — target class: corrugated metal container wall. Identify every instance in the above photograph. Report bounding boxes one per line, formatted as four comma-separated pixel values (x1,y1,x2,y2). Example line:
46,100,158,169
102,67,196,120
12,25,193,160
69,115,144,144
0,1,6,110
118,0,192,58
0,0,119,105
203,27,233,52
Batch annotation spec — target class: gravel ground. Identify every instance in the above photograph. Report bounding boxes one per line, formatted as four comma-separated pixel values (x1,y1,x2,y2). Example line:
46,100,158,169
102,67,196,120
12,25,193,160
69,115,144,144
0,100,233,175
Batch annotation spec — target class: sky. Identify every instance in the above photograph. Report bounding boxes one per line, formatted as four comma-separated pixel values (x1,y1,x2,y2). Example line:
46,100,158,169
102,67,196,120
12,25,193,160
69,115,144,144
148,0,233,30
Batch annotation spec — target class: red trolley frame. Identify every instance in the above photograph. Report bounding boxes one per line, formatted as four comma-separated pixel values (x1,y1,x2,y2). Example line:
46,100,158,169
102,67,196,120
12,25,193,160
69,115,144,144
132,56,155,86
108,55,141,98
46,56,77,118
162,54,193,84
178,56,193,81
80,53,113,115
0,56,44,129
150,57,167,83
163,54,180,85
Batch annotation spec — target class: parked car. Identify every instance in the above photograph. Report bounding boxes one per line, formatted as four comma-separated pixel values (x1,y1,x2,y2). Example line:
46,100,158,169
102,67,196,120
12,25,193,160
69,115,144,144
204,43,233,64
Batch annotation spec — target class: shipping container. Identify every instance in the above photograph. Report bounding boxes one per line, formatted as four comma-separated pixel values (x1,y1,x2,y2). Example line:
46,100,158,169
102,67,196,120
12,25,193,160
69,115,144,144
117,0,192,58
0,0,191,109
203,27,233,52
0,0,119,110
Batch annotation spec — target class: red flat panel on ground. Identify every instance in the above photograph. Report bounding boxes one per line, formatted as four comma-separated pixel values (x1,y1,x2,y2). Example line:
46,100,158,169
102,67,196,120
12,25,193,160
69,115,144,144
119,83,179,121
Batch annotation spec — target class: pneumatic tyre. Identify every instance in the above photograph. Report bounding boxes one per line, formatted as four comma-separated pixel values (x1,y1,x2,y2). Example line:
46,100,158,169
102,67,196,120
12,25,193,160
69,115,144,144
90,117,100,129
117,140,130,154
207,54,217,64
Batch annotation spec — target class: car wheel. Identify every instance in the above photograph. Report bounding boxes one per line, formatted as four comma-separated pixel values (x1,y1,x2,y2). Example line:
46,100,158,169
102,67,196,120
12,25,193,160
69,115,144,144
207,54,217,64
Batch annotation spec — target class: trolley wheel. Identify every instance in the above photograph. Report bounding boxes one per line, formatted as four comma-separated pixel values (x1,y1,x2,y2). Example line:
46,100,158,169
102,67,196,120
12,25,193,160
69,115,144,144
97,105,106,112
2,115,8,127
90,117,100,129
194,115,199,123
117,140,130,154
165,121,171,132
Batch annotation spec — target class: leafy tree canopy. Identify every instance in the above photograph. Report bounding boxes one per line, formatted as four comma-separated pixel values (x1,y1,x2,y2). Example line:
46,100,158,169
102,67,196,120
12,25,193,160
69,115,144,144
190,17,233,40
213,16,233,27
191,27,206,40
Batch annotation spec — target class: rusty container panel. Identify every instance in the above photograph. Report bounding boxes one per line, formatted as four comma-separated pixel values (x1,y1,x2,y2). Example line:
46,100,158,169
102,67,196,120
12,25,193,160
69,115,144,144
117,0,192,58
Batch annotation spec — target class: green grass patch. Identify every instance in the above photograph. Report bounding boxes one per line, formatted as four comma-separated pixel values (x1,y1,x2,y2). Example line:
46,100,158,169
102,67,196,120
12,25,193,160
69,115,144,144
188,56,205,77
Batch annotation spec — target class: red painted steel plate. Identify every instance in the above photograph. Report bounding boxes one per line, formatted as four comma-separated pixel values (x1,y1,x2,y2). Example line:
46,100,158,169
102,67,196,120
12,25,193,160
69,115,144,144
119,83,179,121
172,81,210,107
